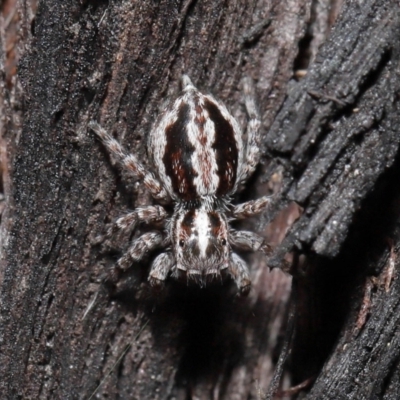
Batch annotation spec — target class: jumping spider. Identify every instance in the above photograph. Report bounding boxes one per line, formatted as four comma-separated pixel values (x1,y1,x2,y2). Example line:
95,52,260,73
90,75,273,295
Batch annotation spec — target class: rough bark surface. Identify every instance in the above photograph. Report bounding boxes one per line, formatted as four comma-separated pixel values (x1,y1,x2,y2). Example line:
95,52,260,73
0,0,399,399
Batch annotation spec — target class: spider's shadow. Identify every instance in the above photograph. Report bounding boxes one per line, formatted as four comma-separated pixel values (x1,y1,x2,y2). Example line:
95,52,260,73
110,269,276,396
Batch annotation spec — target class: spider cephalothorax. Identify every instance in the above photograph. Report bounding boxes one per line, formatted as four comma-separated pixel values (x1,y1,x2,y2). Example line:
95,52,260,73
172,203,230,278
90,75,272,295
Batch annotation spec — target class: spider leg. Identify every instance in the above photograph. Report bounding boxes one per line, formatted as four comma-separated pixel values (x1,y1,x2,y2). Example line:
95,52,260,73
230,229,291,272
148,252,175,287
117,231,165,271
232,195,271,219
89,121,170,202
181,74,196,90
98,205,168,248
229,229,265,251
239,77,261,184
229,253,251,295
230,228,274,256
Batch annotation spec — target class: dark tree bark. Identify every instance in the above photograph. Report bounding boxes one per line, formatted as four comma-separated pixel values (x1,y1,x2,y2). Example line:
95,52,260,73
0,0,399,399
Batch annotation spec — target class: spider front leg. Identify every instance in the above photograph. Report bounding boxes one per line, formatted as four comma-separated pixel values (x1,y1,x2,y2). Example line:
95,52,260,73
231,229,291,273
98,205,168,249
229,253,251,295
89,121,170,202
229,229,273,256
117,231,167,271
148,252,175,288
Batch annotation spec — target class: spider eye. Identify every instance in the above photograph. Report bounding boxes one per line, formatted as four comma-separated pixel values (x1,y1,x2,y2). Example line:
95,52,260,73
179,239,185,247
221,238,227,246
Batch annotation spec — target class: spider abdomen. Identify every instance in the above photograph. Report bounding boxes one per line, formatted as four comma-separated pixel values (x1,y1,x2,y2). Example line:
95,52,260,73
149,81,244,202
